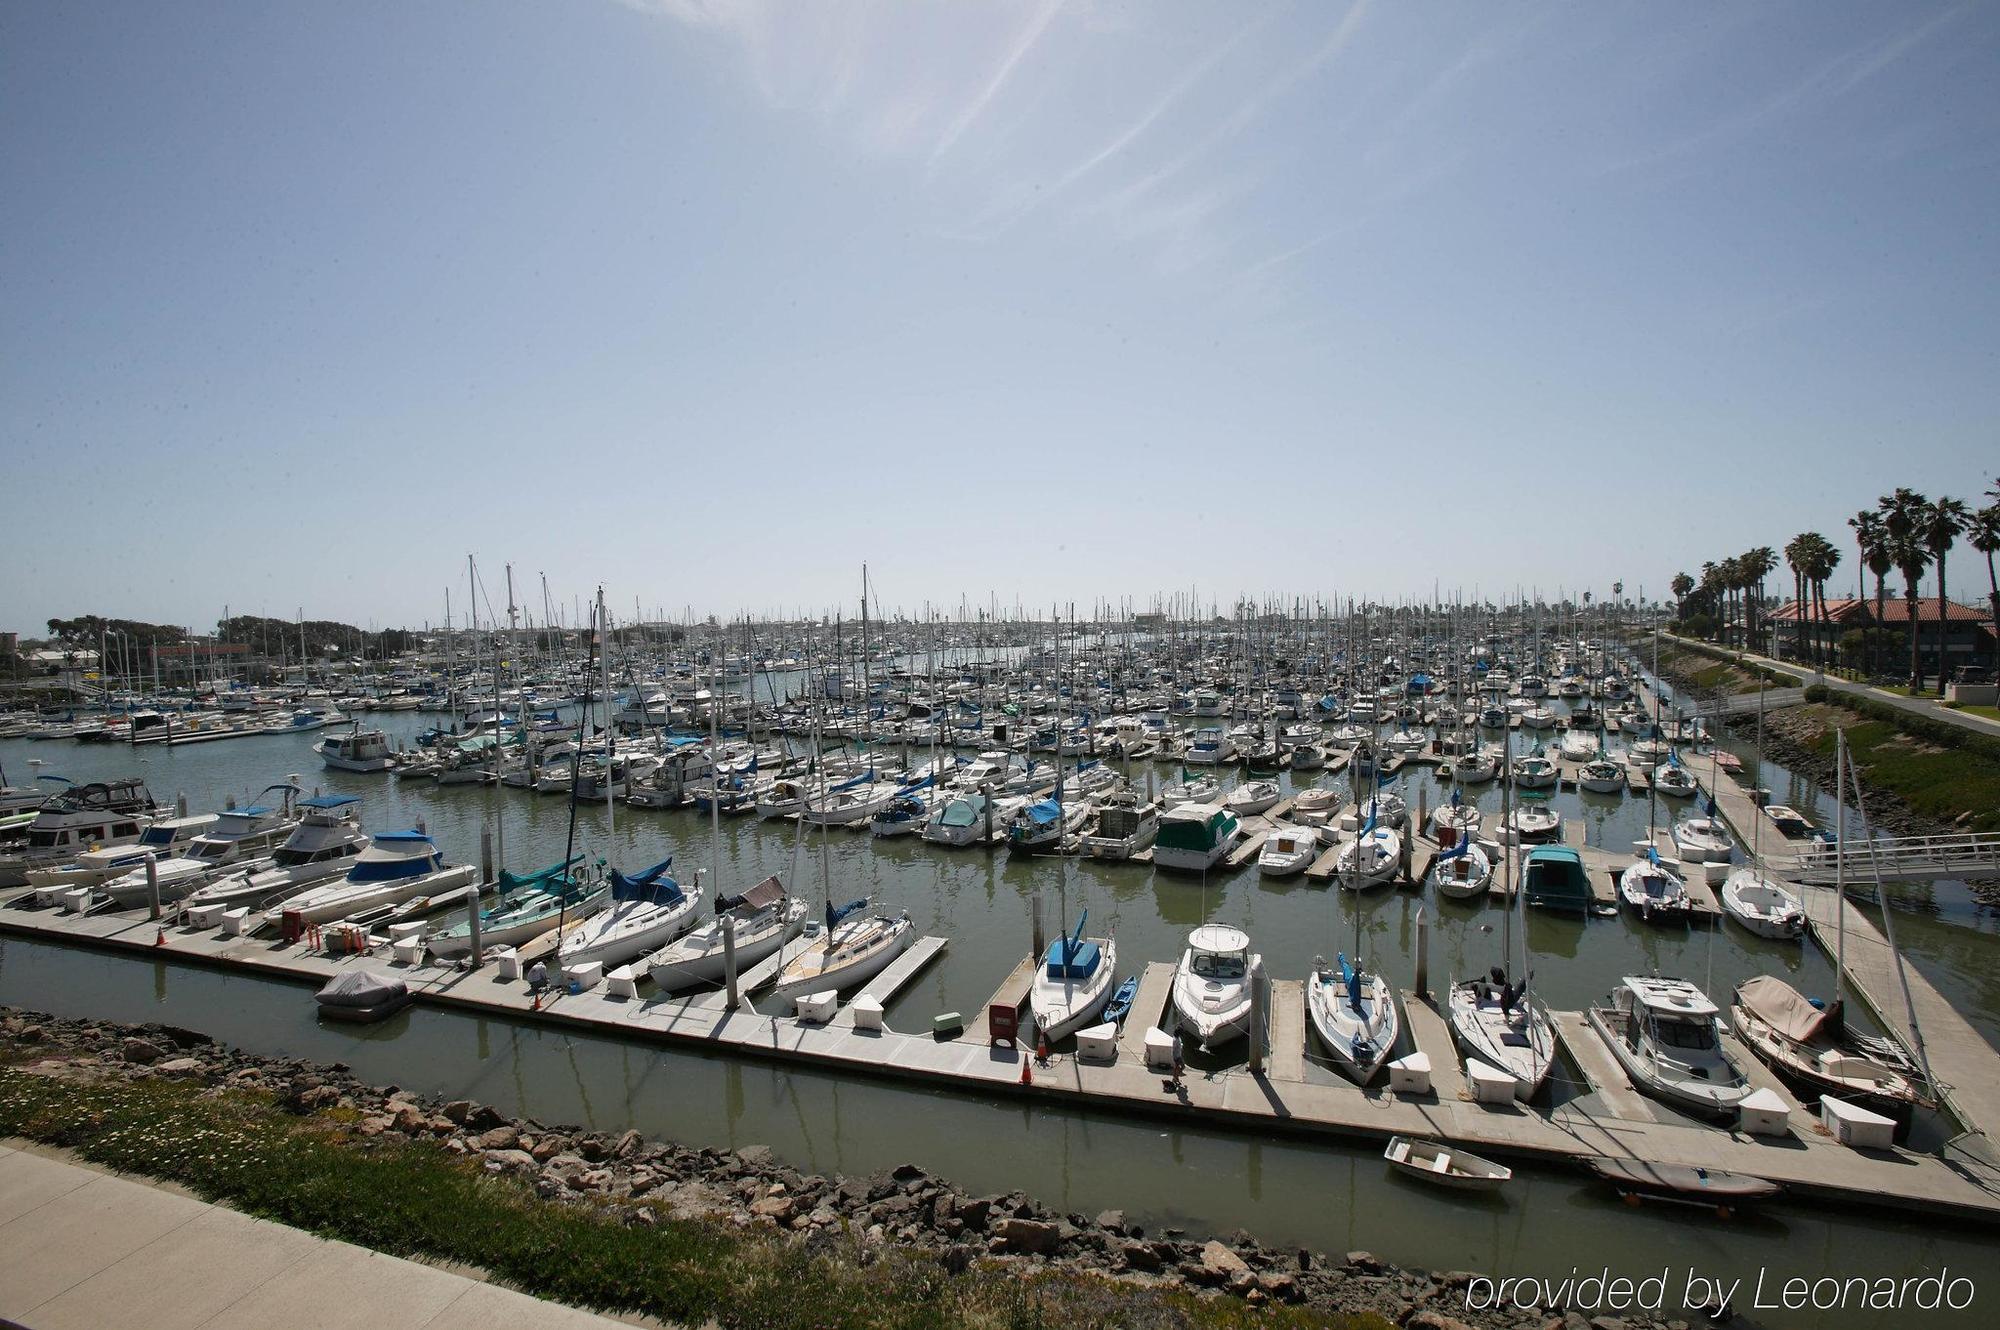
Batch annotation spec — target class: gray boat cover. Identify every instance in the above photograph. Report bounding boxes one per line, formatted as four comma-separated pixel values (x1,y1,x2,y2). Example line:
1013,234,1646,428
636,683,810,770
1737,975,1828,1043
316,969,409,1009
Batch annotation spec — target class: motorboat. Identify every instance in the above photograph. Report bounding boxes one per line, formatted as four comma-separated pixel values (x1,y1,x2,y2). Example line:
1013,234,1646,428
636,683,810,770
1521,845,1593,914
1730,976,1928,1137
1719,868,1805,939
1222,779,1280,816
1336,826,1402,888
1586,976,1753,1119
182,795,368,915
554,857,700,970
1032,912,1119,1042
270,830,477,932
773,899,916,1002
316,724,395,773
646,876,808,993
1079,794,1159,860
1619,853,1691,922
922,791,1017,847
26,814,219,900
1183,728,1234,766
1307,951,1399,1083
1151,804,1243,873
1172,924,1257,1051
0,778,157,887
1672,815,1733,863
1427,839,1493,899
100,797,300,909
1448,966,1555,1100
430,856,611,959
1383,1137,1510,1192
1256,825,1319,877
1765,805,1817,840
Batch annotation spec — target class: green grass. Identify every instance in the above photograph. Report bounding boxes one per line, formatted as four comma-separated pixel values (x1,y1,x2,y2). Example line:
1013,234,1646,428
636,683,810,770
0,1068,1379,1330
1942,703,2000,722
1806,716,2000,835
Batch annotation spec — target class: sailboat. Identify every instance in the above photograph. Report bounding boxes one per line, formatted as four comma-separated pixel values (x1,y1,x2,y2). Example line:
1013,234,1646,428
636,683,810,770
646,876,808,993
1718,680,1806,940
1033,909,1118,1042
1308,809,1401,1084
556,857,702,970
1447,758,1555,1099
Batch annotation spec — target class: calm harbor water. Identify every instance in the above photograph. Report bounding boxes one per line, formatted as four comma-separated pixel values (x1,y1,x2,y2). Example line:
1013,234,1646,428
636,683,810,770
2,709,1994,1330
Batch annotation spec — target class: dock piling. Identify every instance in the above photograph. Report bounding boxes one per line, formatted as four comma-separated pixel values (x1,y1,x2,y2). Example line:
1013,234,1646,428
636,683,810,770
1248,956,1267,1074
145,853,160,922
723,915,739,1010
1030,890,1044,959
1414,906,1428,1000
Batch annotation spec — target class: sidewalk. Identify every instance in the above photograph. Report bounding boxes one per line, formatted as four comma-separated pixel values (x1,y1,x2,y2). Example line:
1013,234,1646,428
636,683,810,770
0,1141,642,1330
1659,633,2000,739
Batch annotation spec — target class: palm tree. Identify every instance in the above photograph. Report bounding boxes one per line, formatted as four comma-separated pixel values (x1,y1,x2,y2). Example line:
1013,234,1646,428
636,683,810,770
1784,536,1810,661
1920,497,1971,694
1969,498,2000,675
1879,489,1931,692
1805,533,1841,670
1671,572,1694,621
1850,510,1893,676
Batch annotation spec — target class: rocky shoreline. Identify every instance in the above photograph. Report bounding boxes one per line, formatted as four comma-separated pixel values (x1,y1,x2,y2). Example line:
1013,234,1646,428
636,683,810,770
0,1006,1715,1330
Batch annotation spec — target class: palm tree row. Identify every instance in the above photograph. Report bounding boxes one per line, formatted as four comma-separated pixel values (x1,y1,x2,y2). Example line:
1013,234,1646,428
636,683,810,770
1674,479,2000,696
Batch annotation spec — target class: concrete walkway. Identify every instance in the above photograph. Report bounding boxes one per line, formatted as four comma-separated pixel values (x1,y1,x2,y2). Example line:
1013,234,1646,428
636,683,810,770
1660,633,2000,738
0,1142,640,1330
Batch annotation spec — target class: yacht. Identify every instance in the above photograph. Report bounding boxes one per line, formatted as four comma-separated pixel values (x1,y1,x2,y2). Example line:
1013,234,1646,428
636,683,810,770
429,857,610,959
182,795,368,915
0,778,156,887
1577,758,1626,794
1152,803,1243,873
646,876,808,992
922,791,1018,847
101,792,301,908
268,830,476,931
26,814,219,900
556,858,701,971
1007,796,1091,855
1172,924,1257,1051
1289,786,1341,827
1183,728,1233,766
1222,779,1281,816
316,724,395,773
1308,952,1399,1084
1336,825,1402,888
1672,815,1733,863
1652,763,1698,798
1509,753,1558,790
1587,976,1752,1119
1501,803,1562,844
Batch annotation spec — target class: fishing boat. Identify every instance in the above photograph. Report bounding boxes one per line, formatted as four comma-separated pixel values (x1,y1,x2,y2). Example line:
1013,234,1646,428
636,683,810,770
1585,976,1752,1119
429,855,610,959
315,723,395,773
1309,951,1399,1083
270,830,477,931
1032,910,1118,1042
1256,825,1319,877
1152,803,1243,873
773,898,916,1002
557,857,701,970
1619,852,1691,922
1172,924,1258,1051
1383,1137,1511,1192
645,876,808,992
182,795,368,915
1719,869,1805,939
1729,976,1928,1137
1428,838,1493,899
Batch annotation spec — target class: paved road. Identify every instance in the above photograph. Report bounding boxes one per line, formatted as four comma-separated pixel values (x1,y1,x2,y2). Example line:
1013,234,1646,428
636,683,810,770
1660,634,2000,739
0,1142,643,1330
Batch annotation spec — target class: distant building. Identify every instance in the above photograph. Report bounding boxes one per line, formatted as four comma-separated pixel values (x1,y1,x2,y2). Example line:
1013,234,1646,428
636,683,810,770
1771,598,1996,672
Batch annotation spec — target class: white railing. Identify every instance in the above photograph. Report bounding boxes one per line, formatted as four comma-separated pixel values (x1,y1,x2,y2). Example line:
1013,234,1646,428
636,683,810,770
1779,832,2000,883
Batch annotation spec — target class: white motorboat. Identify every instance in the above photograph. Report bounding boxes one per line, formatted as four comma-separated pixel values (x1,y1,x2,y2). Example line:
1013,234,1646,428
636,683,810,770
1447,967,1556,1100
773,899,916,1003
1308,952,1399,1084
1672,815,1733,863
1032,914,1118,1042
1079,794,1159,860
1222,779,1281,816
1586,976,1752,1119
181,794,367,915
269,830,477,932
1719,868,1805,940
1336,826,1402,889
1619,854,1691,923
1152,803,1243,872
1256,825,1319,877
316,724,395,773
1183,728,1234,765
1427,840,1493,899
557,858,702,971
1383,1137,1511,1192
646,877,808,992
1172,924,1258,1051
26,814,218,900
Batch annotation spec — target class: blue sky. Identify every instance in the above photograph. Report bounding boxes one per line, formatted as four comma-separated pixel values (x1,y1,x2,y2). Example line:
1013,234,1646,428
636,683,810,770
3,1,1995,634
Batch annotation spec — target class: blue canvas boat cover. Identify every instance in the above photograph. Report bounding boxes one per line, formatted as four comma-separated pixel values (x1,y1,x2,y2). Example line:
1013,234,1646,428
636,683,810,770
1044,937,1102,981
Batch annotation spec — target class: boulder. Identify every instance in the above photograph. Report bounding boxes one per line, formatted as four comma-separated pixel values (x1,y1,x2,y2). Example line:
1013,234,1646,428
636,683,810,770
1094,1208,1126,1234
1201,1241,1250,1279
994,1218,1062,1255
121,1038,165,1065
154,1057,203,1076
477,1125,521,1151
482,1148,537,1173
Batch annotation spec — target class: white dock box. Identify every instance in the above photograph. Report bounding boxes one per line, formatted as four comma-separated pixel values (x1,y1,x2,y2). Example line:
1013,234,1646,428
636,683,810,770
1465,1057,1517,1105
186,902,225,930
388,920,429,942
493,946,521,980
62,888,92,915
391,936,425,966
1075,1021,1118,1063
850,995,884,1031
1143,1026,1178,1072
1738,1087,1791,1137
565,960,604,992
1388,1051,1432,1096
795,990,839,1024
221,906,251,936
606,966,639,1000
1822,1095,1896,1148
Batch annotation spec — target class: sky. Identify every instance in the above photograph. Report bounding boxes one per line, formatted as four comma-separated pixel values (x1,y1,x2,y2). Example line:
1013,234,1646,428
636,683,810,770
3,0,1996,635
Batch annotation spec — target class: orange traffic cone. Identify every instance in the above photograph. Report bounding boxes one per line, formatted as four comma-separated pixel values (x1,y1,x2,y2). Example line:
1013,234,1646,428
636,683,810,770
1036,1034,1050,1064
1019,1055,1033,1086
531,989,543,1011
154,927,166,948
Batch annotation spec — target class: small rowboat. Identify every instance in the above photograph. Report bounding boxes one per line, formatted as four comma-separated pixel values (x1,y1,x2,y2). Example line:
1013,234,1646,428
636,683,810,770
1102,975,1140,1026
1588,1158,1779,1217
1383,1136,1511,1192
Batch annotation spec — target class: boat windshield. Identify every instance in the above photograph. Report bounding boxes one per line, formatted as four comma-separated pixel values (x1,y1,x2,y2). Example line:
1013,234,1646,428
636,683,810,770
192,841,230,860
1192,951,1246,980
1652,1016,1717,1051
139,826,177,847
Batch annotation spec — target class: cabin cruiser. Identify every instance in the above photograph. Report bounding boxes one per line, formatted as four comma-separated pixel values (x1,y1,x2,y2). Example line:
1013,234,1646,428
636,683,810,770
1080,794,1159,860
26,814,219,900
1183,728,1233,766
646,877,808,992
1587,976,1752,1119
0,778,156,886
316,724,395,773
181,795,369,915
1730,976,1927,1137
1032,913,1118,1042
1448,966,1555,1100
773,899,916,1002
1152,804,1243,872
1257,825,1319,877
1172,925,1258,1051
1719,869,1805,939
1521,845,1593,914
268,830,476,932
1308,952,1399,1084
100,793,301,908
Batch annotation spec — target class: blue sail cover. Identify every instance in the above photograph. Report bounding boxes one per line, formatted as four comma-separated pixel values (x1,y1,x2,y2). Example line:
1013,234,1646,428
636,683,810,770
498,854,584,892
1045,936,1102,980
1023,798,1062,827
611,856,681,905
1340,952,1363,1011
826,898,869,930
831,768,874,793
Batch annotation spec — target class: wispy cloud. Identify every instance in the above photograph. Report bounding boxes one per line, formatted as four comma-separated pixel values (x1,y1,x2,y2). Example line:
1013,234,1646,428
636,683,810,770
928,0,1062,167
